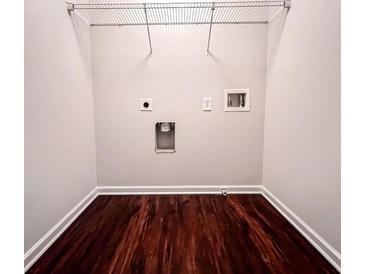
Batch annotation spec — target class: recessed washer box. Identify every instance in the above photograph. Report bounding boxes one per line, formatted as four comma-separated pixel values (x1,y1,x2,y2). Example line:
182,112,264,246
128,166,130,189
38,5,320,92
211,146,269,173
140,98,152,111
224,89,250,112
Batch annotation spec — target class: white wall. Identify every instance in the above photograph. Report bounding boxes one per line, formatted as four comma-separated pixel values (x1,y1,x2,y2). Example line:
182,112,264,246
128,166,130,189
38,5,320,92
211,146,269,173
91,24,268,186
25,0,97,252
263,0,341,252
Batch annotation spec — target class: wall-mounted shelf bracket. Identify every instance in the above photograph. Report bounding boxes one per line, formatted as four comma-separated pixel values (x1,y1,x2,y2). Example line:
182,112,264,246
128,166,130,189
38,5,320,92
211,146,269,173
207,2,216,54
284,1,291,9
143,3,153,55
66,2,74,13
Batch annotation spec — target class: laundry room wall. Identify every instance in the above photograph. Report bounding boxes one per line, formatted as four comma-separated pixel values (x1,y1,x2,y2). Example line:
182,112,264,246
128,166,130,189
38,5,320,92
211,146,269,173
25,0,97,252
263,0,341,252
90,8,269,186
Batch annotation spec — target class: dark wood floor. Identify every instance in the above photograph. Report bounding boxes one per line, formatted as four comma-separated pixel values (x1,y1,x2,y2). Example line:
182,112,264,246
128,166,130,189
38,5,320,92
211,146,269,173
27,195,338,274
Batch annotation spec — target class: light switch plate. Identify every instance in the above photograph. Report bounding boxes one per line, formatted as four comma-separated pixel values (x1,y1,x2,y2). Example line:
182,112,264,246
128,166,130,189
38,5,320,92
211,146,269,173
140,98,152,111
202,97,212,111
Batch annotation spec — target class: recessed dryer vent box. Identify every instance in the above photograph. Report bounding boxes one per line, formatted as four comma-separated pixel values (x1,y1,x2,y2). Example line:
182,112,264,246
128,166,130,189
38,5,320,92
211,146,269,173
224,89,250,112
155,122,175,153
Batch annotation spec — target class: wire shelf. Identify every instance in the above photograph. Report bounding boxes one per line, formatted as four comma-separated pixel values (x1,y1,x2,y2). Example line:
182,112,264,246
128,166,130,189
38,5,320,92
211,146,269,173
67,1,290,53
69,1,289,26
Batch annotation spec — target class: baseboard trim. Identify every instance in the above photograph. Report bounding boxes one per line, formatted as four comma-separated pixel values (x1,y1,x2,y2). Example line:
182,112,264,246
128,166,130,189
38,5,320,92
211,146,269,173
24,185,341,273
24,188,98,272
261,186,341,272
97,185,262,195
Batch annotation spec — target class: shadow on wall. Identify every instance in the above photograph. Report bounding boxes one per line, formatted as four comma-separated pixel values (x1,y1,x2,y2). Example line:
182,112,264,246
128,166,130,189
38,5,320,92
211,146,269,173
267,10,288,75
69,12,93,80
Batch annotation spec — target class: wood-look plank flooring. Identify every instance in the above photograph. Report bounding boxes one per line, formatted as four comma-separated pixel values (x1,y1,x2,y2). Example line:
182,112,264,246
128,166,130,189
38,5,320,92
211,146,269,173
27,195,338,274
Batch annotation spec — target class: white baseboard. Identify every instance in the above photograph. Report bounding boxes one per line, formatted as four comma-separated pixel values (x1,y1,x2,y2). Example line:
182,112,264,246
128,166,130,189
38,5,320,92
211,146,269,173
261,186,341,272
97,184,262,195
24,184,341,273
24,188,98,272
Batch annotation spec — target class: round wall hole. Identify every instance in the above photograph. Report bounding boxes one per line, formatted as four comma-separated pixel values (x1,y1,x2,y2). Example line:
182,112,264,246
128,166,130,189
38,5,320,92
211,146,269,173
143,102,149,108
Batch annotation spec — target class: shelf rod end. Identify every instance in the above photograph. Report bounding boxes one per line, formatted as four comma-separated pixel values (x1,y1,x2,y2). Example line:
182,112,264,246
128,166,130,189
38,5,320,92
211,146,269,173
66,2,74,13
284,1,291,9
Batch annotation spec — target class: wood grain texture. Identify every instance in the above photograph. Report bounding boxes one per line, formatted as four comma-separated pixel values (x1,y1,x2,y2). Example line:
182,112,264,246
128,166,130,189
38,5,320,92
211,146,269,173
27,195,338,274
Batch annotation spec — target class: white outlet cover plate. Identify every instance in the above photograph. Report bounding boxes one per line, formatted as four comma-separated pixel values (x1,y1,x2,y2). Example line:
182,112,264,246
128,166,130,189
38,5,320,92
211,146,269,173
140,98,152,111
202,97,212,111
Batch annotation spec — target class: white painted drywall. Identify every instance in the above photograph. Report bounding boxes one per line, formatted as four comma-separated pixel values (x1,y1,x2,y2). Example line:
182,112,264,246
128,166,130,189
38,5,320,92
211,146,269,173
91,23,268,186
263,0,341,252
25,0,97,252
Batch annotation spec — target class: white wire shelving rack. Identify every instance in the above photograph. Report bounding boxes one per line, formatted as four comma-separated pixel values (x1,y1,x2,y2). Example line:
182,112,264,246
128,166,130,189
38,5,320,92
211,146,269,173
66,1,290,54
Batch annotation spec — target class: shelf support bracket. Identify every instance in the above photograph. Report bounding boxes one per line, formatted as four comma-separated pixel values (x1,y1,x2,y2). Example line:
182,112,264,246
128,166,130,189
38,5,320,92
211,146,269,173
66,2,74,13
206,2,215,54
284,1,291,10
143,3,153,55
